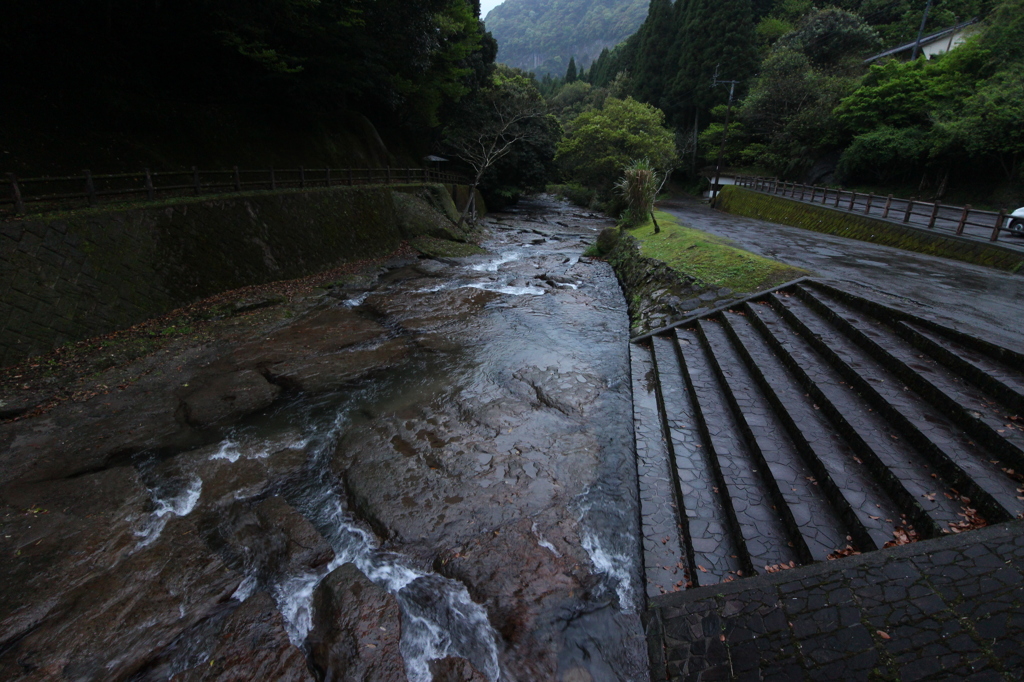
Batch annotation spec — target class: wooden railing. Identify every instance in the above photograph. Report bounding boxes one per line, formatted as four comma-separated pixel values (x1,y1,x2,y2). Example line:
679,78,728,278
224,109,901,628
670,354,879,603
736,177,1018,244
2,166,470,217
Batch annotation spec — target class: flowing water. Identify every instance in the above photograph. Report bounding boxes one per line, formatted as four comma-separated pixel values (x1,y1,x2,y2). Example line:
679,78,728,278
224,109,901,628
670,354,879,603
129,196,648,680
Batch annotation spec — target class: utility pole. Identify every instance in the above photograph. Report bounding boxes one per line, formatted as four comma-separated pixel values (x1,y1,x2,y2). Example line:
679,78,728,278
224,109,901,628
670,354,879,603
911,0,933,60
710,66,740,208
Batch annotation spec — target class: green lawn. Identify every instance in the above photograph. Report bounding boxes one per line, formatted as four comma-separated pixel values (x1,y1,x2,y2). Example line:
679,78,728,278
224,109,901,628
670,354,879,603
630,210,810,293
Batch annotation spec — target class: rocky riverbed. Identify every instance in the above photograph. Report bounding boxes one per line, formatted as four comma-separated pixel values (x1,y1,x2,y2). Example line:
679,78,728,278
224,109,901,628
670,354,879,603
0,196,649,681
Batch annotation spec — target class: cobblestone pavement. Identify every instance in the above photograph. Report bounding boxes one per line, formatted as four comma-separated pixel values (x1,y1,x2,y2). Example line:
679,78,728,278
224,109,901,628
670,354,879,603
657,197,1024,353
644,519,1024,681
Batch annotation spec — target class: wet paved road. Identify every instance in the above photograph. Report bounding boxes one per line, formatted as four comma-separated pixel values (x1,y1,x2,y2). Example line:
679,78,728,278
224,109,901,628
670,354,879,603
658,197,1024,353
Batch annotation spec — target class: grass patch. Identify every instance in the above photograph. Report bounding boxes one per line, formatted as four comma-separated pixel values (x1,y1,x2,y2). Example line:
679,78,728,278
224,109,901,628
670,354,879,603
410,236,487,258
629,210,810,293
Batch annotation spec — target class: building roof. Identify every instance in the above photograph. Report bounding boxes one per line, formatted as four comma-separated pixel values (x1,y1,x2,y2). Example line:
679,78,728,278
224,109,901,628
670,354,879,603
864,17,979,64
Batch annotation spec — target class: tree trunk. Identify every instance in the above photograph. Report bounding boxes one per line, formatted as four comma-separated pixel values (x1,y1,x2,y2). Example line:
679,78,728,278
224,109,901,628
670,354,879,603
650,211,660,234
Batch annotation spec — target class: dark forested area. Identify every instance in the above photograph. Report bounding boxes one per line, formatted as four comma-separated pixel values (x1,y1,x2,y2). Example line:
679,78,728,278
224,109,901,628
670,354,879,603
1,0,498,174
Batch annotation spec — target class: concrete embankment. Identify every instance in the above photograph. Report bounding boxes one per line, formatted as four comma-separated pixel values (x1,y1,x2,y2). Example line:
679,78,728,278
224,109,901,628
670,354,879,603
716,186,1024,274
0,183,482,366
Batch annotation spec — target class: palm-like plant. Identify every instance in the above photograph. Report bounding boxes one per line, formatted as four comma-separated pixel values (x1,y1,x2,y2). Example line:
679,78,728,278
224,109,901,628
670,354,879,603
615,158,664,232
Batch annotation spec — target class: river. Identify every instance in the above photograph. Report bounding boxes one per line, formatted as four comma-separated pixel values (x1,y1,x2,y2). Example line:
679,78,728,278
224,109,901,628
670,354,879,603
0,196,650,681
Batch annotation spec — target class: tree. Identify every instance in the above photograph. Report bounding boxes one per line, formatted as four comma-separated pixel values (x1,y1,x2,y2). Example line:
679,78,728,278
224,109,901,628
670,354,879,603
555,96,676,193
443,67,552,224
566,57,578,83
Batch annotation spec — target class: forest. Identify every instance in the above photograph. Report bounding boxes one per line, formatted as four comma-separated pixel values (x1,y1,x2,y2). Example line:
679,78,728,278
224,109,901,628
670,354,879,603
550,0,1024,205
484,0,649,76
0,0,498,174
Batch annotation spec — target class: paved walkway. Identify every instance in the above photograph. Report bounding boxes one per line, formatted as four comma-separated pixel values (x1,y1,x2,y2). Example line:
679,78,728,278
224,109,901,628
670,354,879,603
645,520,1024,681
658,197,1024,353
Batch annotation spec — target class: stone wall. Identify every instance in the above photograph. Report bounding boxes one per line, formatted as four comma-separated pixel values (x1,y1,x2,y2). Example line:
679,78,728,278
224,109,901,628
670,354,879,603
0,185,461,367
716,186,1024,273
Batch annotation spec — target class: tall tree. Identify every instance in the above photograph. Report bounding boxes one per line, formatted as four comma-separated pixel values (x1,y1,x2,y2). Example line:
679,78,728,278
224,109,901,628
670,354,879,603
632,0,676,109
566,57,579,83
665,0,758,129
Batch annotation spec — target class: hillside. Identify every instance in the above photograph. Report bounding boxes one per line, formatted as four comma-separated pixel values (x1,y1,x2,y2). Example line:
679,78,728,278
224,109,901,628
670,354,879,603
485,0,648,76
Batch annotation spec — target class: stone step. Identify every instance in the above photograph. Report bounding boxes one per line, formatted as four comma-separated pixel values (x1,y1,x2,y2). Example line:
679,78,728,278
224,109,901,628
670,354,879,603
649,336,743,587
630,343,689,598
796,284,1024,472
695,317,850,563
722,307,899,552
789,286,1024,523
759,292,965,536
674,326,799,576
895,321,1024,417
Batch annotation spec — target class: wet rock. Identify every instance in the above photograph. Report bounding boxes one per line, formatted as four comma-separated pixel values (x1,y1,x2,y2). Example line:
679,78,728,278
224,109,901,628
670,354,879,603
513,367,602,416
0,515,241,681
307,563,405,682
0,466,150,648
169,592,313,682
254,495,335,570
231,307,409,393
153,434,308,510
541,273,575,285
0,370,198,483
430,657,488,681
207,496,334,582
181,369,281,428
230,294,286,315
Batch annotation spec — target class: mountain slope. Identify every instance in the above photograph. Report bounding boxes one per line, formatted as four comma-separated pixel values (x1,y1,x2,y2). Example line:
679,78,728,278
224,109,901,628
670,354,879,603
485,0,648,76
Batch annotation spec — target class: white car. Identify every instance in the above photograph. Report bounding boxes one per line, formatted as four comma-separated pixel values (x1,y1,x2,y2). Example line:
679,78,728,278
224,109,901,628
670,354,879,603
1008,207,1024,234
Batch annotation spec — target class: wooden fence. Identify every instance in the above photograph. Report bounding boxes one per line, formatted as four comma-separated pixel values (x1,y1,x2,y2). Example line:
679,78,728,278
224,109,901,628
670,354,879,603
2,166,470,217
736,177,1018,244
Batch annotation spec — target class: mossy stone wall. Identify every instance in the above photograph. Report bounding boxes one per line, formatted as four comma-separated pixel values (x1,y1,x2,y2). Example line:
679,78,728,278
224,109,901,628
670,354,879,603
0,185,431,366
717,187,1024,274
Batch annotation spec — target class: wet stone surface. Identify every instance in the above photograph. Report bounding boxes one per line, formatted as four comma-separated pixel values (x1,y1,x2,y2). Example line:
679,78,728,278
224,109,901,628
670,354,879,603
0,195,647,681
646,519,1024,681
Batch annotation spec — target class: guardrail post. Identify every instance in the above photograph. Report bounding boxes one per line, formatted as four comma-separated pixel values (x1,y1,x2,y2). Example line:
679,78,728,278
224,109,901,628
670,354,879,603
834,189,841,208
903,198,915,223
810,186,817,202
270,168,276,190
799,184,806,200
991,209,1006,242
144,168,155,200
325,168,331,187
233,166,241,191
386,166,392,184
348,169,354,186
865,194,874,214
956,205,971,235
882,194,893,218
299,166,305,189
7,173,24,214
191,166,201,196
847,191,856,211
84,170,97,206
927,201,941,229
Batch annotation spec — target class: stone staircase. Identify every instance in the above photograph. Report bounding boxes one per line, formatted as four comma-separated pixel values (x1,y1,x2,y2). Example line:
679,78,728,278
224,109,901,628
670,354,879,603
633,279,1024,599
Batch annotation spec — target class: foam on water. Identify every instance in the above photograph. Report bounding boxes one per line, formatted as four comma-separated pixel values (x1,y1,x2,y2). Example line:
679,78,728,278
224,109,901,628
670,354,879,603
581,530,635,613
471,251,519,272
465,282,546,296
135,477,202,547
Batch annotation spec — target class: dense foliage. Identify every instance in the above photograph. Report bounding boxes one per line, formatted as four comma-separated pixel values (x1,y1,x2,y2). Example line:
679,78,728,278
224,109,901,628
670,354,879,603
3,0,497,139
550,0,1020,203
485,0,648,76
555,97,676,192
